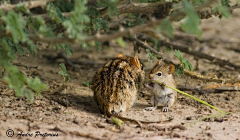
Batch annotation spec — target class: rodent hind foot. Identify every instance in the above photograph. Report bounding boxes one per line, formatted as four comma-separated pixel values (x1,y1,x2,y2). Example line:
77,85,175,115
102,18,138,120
145,107,157,111
162,107,169,112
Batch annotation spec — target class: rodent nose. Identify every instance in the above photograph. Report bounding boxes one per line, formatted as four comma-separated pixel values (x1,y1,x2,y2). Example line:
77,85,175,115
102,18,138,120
149,74,152,79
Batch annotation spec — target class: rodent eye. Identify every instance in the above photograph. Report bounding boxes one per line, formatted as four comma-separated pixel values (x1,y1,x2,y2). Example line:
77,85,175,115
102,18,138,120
157,73,162,76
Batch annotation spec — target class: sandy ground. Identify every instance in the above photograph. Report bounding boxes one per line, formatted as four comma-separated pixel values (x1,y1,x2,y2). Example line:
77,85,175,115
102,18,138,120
0,8,240,140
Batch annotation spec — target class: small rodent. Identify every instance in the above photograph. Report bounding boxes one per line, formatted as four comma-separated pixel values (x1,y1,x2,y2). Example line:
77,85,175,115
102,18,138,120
91,54,145,116
145,61,177,112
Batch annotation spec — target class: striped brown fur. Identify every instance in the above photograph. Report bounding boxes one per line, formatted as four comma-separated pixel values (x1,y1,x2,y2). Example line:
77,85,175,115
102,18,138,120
91,55,145,116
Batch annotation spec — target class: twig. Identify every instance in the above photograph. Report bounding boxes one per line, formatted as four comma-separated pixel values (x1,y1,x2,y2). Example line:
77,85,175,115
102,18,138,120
133,37,164,56
43,53,80,70
184,70,240,84
130,37,172,64
102,1,173,18
158,40,240,70
104,1,240,19
69,131,101,140
43,53,102,67
0,0,55,12
13,63,38,70
178,85,240,93
116,115,173,127
144,31,240,70
229,47,240,53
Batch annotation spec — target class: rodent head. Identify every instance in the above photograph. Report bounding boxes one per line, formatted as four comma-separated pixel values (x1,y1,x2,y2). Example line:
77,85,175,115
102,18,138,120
117,53,145,86
117,53,143,71
149,61,175,82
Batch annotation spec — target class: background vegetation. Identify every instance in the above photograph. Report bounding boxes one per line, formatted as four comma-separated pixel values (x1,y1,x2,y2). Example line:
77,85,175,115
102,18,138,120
0,0,238,102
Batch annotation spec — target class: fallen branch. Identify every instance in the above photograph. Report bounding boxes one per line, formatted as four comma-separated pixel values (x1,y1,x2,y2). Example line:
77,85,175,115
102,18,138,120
69,131,101,140
103,1,240,19
13,63,38,70
158,40,240,70
43,53,80,70
0,0,55,12
43,53,102,68
102,1,173,18
130,37,172,64
178,85,240,93
184,70,240,84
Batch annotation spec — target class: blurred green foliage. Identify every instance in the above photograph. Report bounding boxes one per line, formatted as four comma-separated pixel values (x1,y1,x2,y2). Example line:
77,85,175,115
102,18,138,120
0,0,231,101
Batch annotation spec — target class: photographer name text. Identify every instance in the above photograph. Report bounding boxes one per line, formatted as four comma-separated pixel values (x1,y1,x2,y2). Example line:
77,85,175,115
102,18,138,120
17,131,59,137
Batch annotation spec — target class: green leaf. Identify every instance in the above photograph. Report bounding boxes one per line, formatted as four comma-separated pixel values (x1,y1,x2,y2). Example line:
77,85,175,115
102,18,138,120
96,0,119,17
184,60,194,70
160,19,174,38
93,18,108,31
116,37,126,47
1,10,27,43
111,117,124,128
221,0,230,7
82,81,91,87
174,50,182,59
146,49,159,62
59,63,70,82
35,16,54,37
174,49,193,75
181,0,201,37
26,77,48,95
15,4,30,13
95,41,102,51
216,6,230,18
24,89,34,103
55,43,72,56
63,0,90,40
175,68,184,77
46,2,66,24
55,33,72,56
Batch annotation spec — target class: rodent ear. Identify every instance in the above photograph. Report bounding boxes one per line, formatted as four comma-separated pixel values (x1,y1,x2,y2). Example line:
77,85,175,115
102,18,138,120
165,64,175,74
156,60,161,65
132,56,141,69
117,53,124,58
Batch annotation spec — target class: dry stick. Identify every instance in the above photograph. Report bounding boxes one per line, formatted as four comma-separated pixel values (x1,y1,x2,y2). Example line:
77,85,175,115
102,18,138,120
177,85,240,93
159,40,240,70
183,70,240,84
13,63,38,70
133,37,172,64
69,131,101,140
0,0,55,12
134,37,239,84
115,114,173,127
43,53,80,69
101,1,173,17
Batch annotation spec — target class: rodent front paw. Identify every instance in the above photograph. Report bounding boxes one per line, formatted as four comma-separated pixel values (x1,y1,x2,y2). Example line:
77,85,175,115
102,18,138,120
160,82,166,87
162,82,166,86
144,82,154,88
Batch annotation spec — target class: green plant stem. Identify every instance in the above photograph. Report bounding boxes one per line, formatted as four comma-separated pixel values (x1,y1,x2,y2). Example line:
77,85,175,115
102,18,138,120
155,80,226,114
